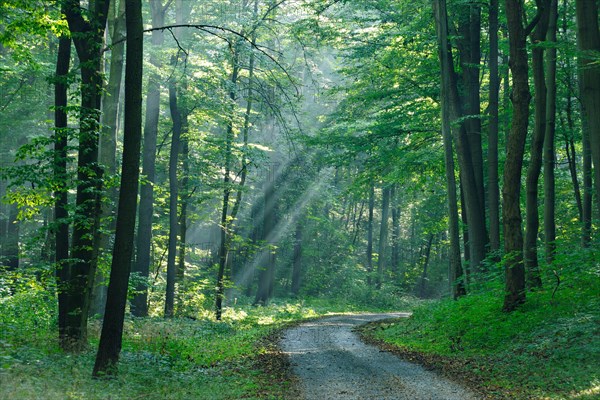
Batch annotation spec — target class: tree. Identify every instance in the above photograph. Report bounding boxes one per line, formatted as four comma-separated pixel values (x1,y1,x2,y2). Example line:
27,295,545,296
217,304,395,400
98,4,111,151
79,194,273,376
131,0,165,317
93,0,143,376
503,0,539,311
575,0,600,215
433,0,466,299
63,0,111,351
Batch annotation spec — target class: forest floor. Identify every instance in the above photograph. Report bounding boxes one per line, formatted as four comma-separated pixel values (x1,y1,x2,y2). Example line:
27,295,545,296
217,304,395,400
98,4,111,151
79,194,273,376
279,313,480,400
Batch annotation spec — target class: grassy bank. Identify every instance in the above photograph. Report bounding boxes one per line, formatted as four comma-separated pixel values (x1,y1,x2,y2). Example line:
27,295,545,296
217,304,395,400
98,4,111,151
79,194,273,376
0,282,414,400
360,272,600,399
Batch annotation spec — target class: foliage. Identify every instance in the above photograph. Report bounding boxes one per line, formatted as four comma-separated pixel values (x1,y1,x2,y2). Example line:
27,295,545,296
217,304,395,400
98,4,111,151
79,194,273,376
363,241,600,399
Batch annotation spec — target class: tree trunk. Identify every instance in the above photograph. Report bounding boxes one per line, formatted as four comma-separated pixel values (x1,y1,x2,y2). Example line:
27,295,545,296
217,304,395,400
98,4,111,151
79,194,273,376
131,0,164,317
524,0,550,290
503,0,534,311
291,219,303,296
254,177,277,305
544,0,558,265
390,186,401,279
376,185,391,289
91,0,126,317
488,0,501,256
54,34,71,348
165,63,182,318
434,0,466,299
366,184,375,286
417,234,434,298
64,0,110,351
216,44,241,320
93,0,143,375
575,0,600,216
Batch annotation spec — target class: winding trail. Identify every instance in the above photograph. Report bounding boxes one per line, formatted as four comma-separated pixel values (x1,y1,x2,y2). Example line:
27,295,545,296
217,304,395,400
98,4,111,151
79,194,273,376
280,313,479,400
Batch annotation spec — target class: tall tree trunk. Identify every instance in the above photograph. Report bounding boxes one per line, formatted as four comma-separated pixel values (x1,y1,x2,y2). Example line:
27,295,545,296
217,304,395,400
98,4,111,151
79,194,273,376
524,0,550,290
216,44,241,320
434,0,466,299
165,64,182,318
488,0,501,256
177,135,189,282
366,184,375,286
254,177,277,305
64,0,110,351
390,186,401,280
544,0,558,264
131,0,164,317
54,34,71,348
575,0,600,216
444,15,487,275
581,81,593,246
458,1,486,224
376,185,391,289
291,219,303,296
93,0,143,375
417,234,434,298
91,0,126,317
503,0,536,311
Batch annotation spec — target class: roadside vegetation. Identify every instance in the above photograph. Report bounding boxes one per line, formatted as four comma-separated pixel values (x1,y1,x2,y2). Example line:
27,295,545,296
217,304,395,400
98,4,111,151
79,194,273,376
361,242,600,399
0,269,414,399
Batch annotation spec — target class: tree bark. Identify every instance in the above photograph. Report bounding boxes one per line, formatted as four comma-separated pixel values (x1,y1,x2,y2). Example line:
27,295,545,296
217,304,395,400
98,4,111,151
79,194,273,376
434,0,466,299
54,34,71,347
64,0,110,351
131,0,165,317
544,0,558,264
165,63,182,318
366,184,375,286
291,219,303,296
93,0,143,375
575,0,600,221
503,0,534,311
488,0,501,256
376,185,391,289
524,0,550,290
91,0,126,317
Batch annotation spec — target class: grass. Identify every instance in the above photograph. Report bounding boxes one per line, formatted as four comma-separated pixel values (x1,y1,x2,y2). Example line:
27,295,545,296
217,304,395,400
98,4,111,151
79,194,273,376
360,266,600,399
0,283,414,400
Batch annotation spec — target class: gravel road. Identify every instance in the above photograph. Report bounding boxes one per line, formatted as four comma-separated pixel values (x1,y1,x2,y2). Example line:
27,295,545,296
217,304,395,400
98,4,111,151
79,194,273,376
280,313,479,400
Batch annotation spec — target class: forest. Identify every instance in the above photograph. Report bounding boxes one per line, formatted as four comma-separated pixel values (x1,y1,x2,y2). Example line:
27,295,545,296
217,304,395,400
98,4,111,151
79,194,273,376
0,0,598,398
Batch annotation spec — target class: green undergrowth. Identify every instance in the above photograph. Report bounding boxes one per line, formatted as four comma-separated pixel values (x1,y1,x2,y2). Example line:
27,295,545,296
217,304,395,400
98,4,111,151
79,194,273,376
362,269,600,399
0,282,414,400
0,298,316,400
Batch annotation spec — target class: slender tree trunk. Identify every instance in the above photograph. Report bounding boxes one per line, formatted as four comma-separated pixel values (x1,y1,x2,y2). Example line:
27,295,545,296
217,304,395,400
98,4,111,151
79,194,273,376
434,0,466,299
488,0,501,256
575,0,600,215
64,0,110,350
390,186,401,279
581,81,593,246
544,0,558,265
131,0,164,317
417,234,434,298
54,34,71,348
216,46,241,320
93,0,143,375
503,0,535,311
524,0,550,290
91,0,126,317
376,185,391,289
165,65,182,318
254,177,277,305
291,219,303,296
177,135,189,282
366,184,375,286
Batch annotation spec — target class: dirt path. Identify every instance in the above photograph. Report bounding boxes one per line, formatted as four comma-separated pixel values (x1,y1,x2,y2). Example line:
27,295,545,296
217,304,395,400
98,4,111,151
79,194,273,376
280,313,479,400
